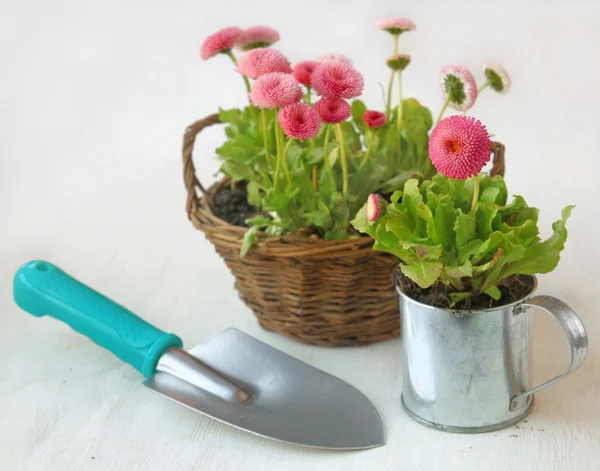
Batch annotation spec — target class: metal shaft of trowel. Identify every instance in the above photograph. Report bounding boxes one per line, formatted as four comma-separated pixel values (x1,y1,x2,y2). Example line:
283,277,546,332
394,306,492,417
156,348,249,402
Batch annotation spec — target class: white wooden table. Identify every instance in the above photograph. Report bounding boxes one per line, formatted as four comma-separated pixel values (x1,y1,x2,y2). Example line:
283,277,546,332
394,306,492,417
2,1,599,469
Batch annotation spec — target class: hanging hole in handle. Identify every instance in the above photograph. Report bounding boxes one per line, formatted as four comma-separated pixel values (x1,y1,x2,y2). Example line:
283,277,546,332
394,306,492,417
34,262,50,272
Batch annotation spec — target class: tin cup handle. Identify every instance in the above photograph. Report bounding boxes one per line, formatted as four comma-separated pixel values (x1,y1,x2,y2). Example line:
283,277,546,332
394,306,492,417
510,295,588,411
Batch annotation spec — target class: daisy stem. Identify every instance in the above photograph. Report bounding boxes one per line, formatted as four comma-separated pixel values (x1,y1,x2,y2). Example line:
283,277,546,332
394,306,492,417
322,124,336,189
359,131,373,170
478,82,490,93
312,165,318,191
386,70,395,120
306,86,312,105
225,50,252,103
470,174,480,216
435,94,452,126
274,119,283,192
385,34,400,120
280,125,293,186
261,109,272,169
335,122,349,200
397,71,403,132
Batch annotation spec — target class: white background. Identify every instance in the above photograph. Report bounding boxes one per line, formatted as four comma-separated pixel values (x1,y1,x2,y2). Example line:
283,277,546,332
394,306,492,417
2,0,600,470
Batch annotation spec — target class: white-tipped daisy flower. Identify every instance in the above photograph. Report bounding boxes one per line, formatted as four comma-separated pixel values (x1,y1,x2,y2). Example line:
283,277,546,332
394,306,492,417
440,65,478,111
483,63,511,94
376,18,416,35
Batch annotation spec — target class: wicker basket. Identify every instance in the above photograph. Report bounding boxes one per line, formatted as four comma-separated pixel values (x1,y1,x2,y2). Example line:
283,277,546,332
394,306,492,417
182,114,506,346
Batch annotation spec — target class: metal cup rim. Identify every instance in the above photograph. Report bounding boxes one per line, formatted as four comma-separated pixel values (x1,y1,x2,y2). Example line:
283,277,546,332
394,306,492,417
395,275,537,316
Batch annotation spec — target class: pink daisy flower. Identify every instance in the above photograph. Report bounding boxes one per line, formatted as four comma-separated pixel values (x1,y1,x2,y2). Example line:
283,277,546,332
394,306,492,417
362,110,387,129
483,63,511,94
237,48,292,79
386,54,411,71
314,97,351,124
292,61,320,87
278,103,322,140
200,26,242,60
235,26,280,51
312,62,364,99
440,65,478,112
250,72,303,109
376,18,416,35
366,194,385,222
428,116,492,180
316,53,352,64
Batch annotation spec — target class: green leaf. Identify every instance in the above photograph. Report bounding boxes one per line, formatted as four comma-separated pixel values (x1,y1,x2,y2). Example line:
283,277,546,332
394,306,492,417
246,215,272,227
445,260,473,279
305,147,324,165
377,173,414,194
449,291,474,307
500,205,574,278
385,213,413,241
484,286,501,300
247,181,261,208
351,100,368,133
400,262,443,289
475,202,500,240
401,179,423,222
416,203,433,223
327,147,339,168
458,239,483,264
303,210,332,229
433,202,456,250
351,206,375,237
221,161,255,181
391,190,403,204
402,242,443,260
239,225,259,258
480,175,508,205
376,223,400,248
219,108,241,124
287,143,305,171
291,168,316,212
454,211,475,248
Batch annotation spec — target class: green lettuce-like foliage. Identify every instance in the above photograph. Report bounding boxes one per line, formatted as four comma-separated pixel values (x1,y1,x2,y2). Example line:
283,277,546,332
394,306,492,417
217,100,437,251
352,174,573,305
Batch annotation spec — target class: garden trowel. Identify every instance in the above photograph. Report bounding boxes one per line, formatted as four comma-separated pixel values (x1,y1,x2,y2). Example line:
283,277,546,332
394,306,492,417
13,260,385,450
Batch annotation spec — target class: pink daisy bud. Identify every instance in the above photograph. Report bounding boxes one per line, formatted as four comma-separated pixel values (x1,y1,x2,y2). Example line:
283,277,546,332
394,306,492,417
366,194,386,222
428,116,492,180
312,62,364,99
237,48,292,79
200,26,242,60
314,97,351,124
362,110,387,129
386,54,411,71
440,65,478,112
250,72,303,109
483,63,511,94
316,53,352,64
235,26,280,51
376,18,416,35
292,61,320,87
277,103,322,140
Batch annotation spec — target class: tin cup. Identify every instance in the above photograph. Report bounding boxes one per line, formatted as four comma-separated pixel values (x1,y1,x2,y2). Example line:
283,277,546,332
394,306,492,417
398,278,588,433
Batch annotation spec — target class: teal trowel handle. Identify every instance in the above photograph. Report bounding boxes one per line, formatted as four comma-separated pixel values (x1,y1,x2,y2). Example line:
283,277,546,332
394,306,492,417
13,260,182,377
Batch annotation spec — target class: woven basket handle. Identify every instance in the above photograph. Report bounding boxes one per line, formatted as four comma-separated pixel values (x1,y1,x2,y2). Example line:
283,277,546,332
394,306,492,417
181,114,506,218
182,114,221,218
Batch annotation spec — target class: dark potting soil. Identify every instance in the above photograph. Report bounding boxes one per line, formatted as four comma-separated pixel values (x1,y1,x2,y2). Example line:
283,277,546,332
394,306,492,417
393,269,535,311
211,182,259,228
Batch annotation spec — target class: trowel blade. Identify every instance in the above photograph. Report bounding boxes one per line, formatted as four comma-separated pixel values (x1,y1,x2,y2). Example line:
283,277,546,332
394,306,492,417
143,328,385,450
